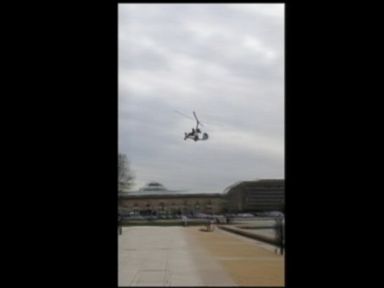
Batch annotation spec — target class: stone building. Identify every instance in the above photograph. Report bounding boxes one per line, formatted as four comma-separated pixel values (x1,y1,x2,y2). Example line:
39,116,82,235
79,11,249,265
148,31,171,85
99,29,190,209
118,182,225,216
118,179,284,216
225,179,284,213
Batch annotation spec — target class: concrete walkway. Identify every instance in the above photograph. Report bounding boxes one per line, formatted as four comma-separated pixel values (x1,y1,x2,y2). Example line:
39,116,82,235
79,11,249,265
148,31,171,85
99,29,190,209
118,226,236,286
191,226,284,286
119,226,284,286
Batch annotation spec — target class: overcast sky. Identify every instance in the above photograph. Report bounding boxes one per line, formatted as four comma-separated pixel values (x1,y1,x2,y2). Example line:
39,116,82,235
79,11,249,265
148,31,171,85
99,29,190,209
119,4,284,193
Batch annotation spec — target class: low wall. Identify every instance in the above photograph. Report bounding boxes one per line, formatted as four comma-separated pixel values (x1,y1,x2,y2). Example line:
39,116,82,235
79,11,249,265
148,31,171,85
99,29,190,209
218,225,284,247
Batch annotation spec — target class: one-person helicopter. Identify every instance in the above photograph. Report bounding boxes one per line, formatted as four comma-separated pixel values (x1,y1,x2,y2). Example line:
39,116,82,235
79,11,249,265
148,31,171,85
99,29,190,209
183,111,209,142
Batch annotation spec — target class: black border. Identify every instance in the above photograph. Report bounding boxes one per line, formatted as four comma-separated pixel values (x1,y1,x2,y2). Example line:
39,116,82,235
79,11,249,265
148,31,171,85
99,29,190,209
15,1,341,287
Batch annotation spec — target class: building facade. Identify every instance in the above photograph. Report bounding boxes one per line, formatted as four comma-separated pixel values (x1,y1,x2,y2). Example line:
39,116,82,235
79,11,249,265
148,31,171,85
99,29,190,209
118,179,285,216
118,182,225,216
225,179,285,213
119,193,226,216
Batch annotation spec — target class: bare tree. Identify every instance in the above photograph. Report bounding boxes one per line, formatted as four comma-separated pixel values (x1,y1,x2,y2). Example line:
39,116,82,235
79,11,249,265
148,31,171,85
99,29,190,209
118,153,134,192
118,154,134,234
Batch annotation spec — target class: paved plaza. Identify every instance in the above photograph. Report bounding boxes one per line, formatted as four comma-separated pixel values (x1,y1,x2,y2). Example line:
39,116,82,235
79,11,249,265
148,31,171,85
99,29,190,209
118,226,284,287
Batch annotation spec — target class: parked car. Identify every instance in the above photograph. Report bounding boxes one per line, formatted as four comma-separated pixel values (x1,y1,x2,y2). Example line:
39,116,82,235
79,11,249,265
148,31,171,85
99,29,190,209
259,211,284,218
128,215,145,220
236,213,254,218
193,213,210,219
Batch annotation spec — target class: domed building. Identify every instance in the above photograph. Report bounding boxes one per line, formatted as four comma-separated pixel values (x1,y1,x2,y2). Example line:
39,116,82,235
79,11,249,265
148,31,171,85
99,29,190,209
138,182,170,193
119,182,225,217
118,179,285,217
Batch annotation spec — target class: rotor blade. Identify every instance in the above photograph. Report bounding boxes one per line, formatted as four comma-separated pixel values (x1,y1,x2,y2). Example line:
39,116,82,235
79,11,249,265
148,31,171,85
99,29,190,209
193,111,200,124
174,110,194,121
193,111,205,126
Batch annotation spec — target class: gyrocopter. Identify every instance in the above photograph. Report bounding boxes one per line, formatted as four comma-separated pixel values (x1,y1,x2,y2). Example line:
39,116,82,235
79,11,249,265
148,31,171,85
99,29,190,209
184,111,209,142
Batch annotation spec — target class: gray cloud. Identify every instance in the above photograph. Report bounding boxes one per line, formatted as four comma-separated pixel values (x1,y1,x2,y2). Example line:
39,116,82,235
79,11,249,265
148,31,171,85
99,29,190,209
119,4,284,193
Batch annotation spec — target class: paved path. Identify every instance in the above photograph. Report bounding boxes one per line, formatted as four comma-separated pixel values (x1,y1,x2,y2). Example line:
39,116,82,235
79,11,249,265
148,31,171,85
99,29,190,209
118,226,236,286
191,226,285,286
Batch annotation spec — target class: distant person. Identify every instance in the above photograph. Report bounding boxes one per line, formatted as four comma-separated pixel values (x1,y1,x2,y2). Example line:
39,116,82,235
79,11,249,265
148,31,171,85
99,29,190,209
275,216,283,255
280,216,285,255
205,219,211,231
225,215,232,224
182,215,188,227
208,219,215,231
118,215,122,235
